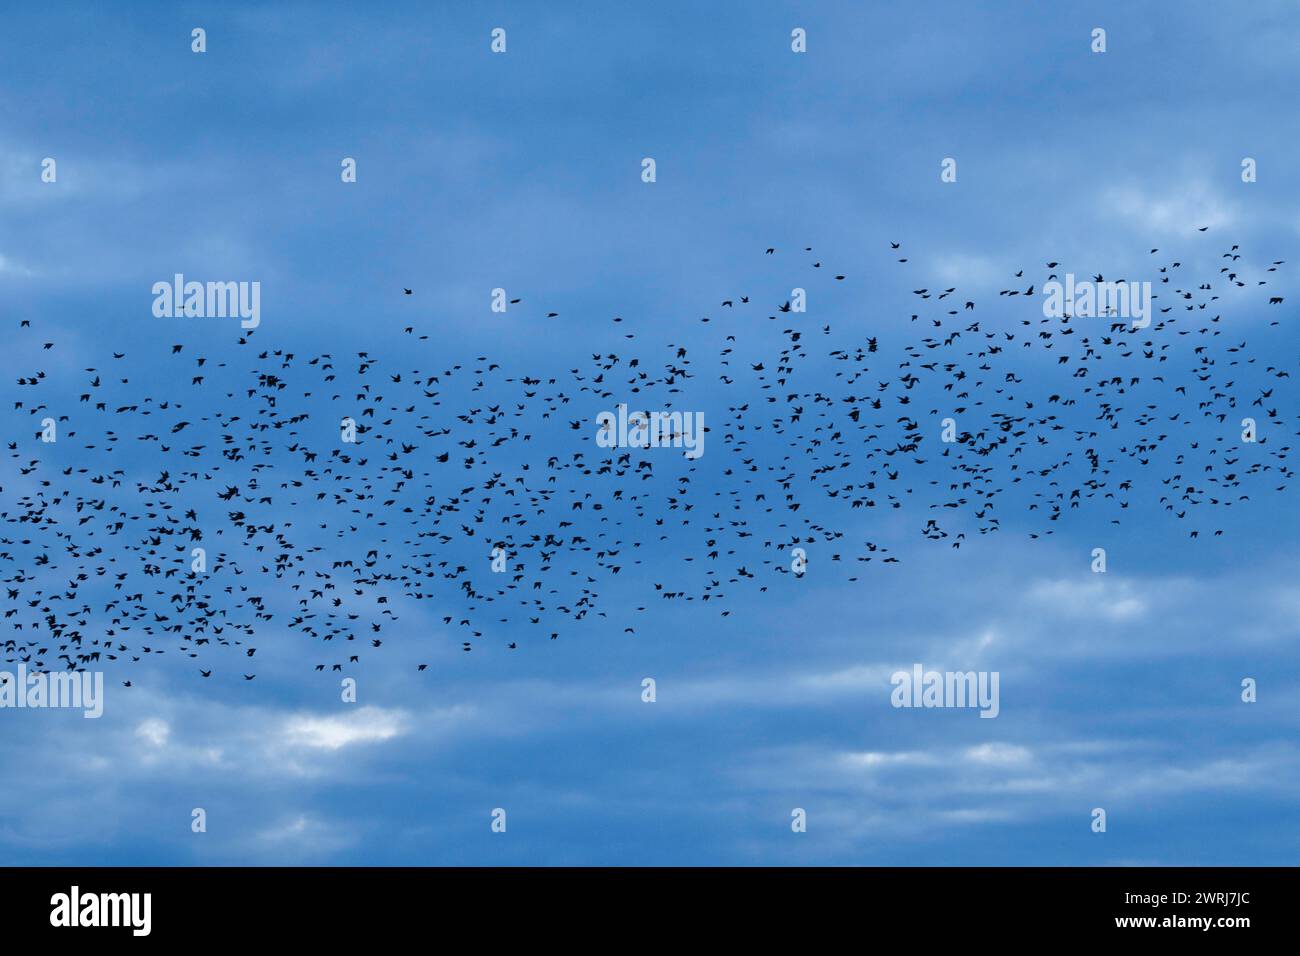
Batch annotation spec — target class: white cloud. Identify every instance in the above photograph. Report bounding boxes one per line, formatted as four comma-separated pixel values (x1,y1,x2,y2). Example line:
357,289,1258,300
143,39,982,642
248,813,357,859
962,742,1032,765
135,718,170,748
840,750,937,769
0,253,36,277
1102,179,1237,236
281,706,408,751
1026,577,1148,622
931,252,1001,287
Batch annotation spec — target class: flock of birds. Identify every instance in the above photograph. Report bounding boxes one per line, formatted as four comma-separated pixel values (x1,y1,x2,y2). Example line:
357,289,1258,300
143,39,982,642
2,232,1293,685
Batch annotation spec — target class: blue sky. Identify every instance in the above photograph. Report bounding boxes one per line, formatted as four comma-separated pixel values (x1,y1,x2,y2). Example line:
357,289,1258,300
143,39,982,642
1,1,1299,865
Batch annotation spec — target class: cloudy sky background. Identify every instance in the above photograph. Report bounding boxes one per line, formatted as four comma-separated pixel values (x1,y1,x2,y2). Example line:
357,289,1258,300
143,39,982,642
2,1,1299,864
